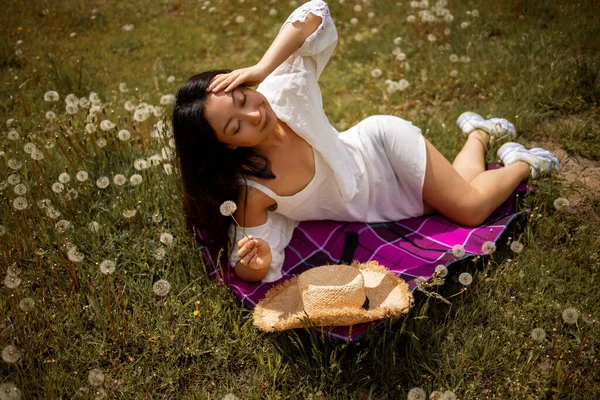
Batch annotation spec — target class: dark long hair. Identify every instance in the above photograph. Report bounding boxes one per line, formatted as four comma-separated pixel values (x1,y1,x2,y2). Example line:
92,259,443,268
172,70,275,269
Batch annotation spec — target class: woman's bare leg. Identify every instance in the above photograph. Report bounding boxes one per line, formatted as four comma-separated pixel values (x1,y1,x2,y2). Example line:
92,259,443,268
451,130,489,183
422,138,529,226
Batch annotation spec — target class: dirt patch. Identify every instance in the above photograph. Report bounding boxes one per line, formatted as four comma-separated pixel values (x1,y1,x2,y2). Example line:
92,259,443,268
527,139,600,213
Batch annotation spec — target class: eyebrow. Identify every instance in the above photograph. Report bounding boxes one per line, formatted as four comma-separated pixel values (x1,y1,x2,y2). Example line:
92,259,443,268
223,89,237,135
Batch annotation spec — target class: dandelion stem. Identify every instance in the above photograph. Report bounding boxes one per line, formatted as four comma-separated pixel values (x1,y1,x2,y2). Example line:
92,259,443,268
230,215,250,240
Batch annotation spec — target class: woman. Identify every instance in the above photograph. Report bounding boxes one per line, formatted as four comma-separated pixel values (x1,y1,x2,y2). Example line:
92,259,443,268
172,0,559,283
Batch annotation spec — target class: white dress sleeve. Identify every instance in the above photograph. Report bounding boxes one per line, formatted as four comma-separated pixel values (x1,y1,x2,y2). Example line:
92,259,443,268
279,0,338,78
228,212,299,283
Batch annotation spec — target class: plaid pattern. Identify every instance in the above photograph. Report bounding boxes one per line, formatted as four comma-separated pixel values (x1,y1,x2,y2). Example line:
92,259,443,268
199,165,531,341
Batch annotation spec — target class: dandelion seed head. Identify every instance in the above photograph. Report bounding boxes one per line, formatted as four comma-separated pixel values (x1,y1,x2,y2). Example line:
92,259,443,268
154,247,166,261
531,327,546,341
407,15,416,23
510,240,524,253
76,170,89,182
0,225,5,236
153,279,172,297
160,94,175,105
160,233,174,246
79,97,90,108
481,241,496,255
19,297,35,312
133,109,149,122
13,183,27,196
167,75,176,83
458,272,473,286
118,82,129,93
371,68,382,78
134,159,149,170
1,344,21,364
44,90,59,102
99,260,116,275
163,163,173,175
67,246,84,262
429,391,443,400
121,24,135,31
124,100,135,111
8,174,20,185
129,174,143,185
450,69,458,77
220,201,237,216
65,94,78,106
440,391,457,400
96,177,109,189
235,15,245,23
58,172,70,184
7,263,21,277
85,123,97,134
7,129,20,140
562,308,579,324
122,209,137,219
12,197,28,210
434,264,448,278
45,111,56,121
427,33,437,42
553,197,570,211
100,120,115,131
407,387,426,400
113,174,127,186
55,219,72,233
7,159,22,170
88,368,105,386
46,206,61,219
449,54,459,62
152,213,163,223
117,129,131,141
222,393,239,400
65,103,78,115
452,244,466,258
0,382,22,400
96,138,107,148
23,142,36,154
4,275,22,289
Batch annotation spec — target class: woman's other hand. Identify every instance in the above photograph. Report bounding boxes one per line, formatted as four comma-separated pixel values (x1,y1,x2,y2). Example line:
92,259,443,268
207,64,269,93
237,235,272,271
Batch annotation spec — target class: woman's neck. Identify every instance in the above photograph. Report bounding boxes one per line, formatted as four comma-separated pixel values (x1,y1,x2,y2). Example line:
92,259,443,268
252,119,290,156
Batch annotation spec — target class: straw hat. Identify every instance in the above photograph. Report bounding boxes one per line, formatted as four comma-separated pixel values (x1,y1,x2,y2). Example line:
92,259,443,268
253,261,413,332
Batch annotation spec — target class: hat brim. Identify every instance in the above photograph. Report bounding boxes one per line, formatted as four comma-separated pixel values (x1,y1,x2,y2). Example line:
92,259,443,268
253,261,413,332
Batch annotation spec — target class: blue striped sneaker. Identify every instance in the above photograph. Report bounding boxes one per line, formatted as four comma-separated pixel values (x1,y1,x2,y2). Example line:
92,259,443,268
497,142,560,179
456,112,517,142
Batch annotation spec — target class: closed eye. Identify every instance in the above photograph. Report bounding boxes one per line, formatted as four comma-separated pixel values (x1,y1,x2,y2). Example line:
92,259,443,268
234,92,247,134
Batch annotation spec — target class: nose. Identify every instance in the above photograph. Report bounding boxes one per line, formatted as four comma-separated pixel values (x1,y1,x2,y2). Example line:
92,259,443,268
245,107,261,126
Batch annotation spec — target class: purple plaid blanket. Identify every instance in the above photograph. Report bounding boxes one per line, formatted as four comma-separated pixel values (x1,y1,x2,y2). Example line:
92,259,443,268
199,165,530,341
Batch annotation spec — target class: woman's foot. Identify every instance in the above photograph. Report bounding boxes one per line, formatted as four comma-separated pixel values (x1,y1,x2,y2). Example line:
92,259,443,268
457,112,517,142
497,142,560,179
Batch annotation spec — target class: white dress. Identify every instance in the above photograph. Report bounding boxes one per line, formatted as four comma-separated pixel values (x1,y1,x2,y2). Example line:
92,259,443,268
229,0,427,283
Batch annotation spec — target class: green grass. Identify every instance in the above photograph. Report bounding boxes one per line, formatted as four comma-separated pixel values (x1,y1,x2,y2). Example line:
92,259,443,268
1,0,599,398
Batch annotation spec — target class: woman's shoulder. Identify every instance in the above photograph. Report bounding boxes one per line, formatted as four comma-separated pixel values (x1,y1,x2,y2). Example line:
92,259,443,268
235,181,277,226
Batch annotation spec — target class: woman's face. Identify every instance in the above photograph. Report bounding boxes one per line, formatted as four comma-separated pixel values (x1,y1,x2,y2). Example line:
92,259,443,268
204,85,276,149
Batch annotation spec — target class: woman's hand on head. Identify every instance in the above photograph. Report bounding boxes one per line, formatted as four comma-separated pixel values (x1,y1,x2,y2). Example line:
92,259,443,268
237,235,272,271
207,64,269,93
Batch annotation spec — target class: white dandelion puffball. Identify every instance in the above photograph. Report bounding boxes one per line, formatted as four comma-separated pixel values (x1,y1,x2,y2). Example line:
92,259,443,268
440,391,457,400
96,176,110,189
510,240,524,253
96,138,107,148
7,262,21,277
99,260,116,275
79,97,90,108
160,94,175,105
7,129,20,140
148,154,162,166
13,183,27,196
88,368,105,386
19,297,35,312
167,75,176,83
52,182,65,193
24,142,36,154
429,392,443,400
37,198,50,209
134,159,149,170
65,93,78,105
434,264,448,278
220,201,237,216
67,247,84,262
58,172,70,183
407,387,426,400
133,109,149,122
88,221,101,233
4,275,22,289
55,219,72,233
481,241,496,255
350,17,358,25
8,174,20,185
124,100,135,111
85,123,97,134
31,149,45,160
353,4,362,12
235,15,245,23
0,225,5,236
113,174,127,186
458,272,473,286
553,197,570,211
531,327,546,342
0,383,22,400
561,308,579,324
371,68,382,78
407,15,416,23
153,105,165,117
122,209,137,218
449,54,459,62
1,344,21,364
76,170,89,182
154,247,166,260
118,82,129,93
45,111,56,120
65,104,78,115
117,129,131,141
121,24,135,31
46,206,61,219
100,119,115,131
44,90,59,102
450,69,458,78
160,233,174,246
153,279,172,297
13,197,28,210
161,146,175,161
129,174,143,185
452,244,466,258
152,213,163,223
163,163,173,175
7,159,22,170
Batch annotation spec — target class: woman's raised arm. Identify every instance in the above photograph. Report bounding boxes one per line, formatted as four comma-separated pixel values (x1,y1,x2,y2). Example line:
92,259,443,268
207,9,324,93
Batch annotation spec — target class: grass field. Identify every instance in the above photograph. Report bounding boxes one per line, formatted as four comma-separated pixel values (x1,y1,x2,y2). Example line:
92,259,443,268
1,0,599,398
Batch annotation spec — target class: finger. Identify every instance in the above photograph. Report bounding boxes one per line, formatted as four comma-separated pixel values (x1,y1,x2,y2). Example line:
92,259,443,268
237,235,254,248
224,76,242,93
237,240,255,258
207,75,226,92
240,248,257,265
211,76,231,92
